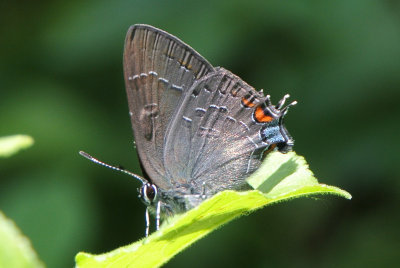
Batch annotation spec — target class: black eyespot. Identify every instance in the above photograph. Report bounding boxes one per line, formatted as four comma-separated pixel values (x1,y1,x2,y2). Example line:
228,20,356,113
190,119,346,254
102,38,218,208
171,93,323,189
277,142,291,153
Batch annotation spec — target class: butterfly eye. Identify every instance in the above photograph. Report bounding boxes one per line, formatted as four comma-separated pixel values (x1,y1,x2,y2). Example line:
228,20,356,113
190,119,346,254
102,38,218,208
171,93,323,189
141,183,158,204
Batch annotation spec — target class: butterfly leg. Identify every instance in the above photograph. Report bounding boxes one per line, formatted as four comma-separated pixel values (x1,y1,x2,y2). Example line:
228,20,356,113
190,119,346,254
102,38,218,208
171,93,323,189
145,207,150,237
156,201,161,230
201,182,207,199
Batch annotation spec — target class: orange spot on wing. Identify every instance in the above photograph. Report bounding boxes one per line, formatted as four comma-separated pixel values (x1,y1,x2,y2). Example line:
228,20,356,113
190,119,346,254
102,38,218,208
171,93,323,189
241,97,256,108
254,106,274,123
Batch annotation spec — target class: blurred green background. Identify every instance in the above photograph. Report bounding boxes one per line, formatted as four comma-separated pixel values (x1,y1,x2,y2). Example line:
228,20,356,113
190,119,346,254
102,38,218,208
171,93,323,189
1,0,399,267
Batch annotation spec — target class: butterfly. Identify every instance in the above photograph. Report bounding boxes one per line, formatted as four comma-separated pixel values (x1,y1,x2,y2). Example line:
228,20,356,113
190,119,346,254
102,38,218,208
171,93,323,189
81,24,296,236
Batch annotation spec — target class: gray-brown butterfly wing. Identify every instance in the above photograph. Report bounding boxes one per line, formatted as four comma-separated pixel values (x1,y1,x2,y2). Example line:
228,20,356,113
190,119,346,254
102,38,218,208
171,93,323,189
163,68,278,194
123,24,214,188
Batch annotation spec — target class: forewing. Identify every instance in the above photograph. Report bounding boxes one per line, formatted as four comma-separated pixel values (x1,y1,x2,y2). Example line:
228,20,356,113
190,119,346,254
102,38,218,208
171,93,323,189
123,25,214,188
163,68,271,193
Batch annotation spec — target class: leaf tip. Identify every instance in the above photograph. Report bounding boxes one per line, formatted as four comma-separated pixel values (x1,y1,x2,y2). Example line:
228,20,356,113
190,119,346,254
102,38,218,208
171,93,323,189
75,252,95,267
318,184,352,200
0,135,34,157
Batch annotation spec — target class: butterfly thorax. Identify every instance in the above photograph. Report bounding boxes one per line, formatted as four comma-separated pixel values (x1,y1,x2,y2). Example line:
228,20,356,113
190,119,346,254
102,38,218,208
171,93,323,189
139,182,208,218
140,173,255,219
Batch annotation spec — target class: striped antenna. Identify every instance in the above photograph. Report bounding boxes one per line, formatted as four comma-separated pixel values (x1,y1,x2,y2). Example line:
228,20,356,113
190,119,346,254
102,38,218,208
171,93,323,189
79,151,147,184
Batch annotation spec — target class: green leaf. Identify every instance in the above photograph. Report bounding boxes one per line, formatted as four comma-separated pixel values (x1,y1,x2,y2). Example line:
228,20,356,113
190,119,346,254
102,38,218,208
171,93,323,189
0,135,34,158
75,151,351,268
247,151,352,199
0,211,44,268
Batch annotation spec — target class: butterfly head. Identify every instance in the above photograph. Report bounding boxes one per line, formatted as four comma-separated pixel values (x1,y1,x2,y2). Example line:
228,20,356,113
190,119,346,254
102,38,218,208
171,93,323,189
139,183,159,206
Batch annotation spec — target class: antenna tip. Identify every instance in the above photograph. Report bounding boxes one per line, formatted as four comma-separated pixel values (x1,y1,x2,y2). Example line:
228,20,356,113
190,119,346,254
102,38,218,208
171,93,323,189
79,151,92,159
